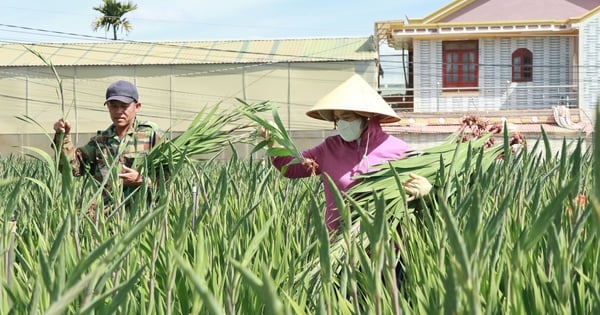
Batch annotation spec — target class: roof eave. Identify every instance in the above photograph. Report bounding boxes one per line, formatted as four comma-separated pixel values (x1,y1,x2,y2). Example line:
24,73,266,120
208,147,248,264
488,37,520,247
385,20,578,48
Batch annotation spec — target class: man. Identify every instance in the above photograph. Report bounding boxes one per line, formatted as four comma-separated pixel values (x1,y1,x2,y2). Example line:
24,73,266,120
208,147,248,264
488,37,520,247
53,80,165,207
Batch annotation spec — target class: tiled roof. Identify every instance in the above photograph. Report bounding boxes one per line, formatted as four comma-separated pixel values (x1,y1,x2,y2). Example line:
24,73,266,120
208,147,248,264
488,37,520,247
421,0,600,24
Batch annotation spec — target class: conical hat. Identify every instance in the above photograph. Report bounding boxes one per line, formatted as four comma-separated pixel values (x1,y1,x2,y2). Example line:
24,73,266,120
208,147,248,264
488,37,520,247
306,74,400,123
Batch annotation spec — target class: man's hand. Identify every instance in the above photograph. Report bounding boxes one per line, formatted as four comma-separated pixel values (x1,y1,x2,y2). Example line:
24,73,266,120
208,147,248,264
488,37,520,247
53,119,71,135
119,165,144,187
53,119,73,147
403,173,432,201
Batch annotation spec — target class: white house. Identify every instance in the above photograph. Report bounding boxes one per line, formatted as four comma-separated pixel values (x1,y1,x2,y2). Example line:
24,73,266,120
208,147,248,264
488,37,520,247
376,0,600,128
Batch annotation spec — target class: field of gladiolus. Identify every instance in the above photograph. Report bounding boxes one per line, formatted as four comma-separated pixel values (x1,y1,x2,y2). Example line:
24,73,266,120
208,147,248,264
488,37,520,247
0,103,598,314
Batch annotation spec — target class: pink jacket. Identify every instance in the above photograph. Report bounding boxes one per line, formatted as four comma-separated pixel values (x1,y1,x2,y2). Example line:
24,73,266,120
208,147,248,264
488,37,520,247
272,118,409,231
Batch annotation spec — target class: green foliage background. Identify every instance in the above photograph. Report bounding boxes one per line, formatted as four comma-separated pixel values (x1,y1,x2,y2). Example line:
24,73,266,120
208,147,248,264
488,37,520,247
0,110,598,314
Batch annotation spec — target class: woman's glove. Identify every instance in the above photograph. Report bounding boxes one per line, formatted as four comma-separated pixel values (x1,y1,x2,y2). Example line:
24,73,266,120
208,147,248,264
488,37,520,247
256,123,282,148
403,173,432,201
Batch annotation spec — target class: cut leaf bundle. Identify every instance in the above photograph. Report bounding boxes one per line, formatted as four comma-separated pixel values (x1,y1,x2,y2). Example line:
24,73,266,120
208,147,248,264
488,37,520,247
241,104,315,174
134,99,270,172
348,132,505,213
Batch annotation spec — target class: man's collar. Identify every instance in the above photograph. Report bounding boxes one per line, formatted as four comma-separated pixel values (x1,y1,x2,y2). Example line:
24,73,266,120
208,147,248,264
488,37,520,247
108,118,139,137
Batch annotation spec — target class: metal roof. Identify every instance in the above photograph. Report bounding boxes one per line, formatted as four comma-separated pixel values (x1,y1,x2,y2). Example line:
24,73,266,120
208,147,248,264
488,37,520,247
0,37,376,67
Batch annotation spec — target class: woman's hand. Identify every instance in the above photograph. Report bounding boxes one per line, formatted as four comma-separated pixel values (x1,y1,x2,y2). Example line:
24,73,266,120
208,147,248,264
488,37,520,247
403,173,432,201
256,123,282,148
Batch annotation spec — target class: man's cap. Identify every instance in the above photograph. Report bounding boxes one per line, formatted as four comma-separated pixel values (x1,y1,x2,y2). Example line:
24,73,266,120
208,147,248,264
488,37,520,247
105,80,139,104
306,74,400,123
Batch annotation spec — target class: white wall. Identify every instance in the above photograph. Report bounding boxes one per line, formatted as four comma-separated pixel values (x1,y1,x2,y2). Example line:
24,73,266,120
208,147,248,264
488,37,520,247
412,36,575,112
580,11,600,123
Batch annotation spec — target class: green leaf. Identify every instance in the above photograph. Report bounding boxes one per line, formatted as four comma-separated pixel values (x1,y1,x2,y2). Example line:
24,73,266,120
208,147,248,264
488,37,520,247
519,179,577,251
172,252,225,315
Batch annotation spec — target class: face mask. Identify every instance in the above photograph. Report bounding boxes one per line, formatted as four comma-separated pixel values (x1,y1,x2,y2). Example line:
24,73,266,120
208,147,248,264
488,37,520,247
337,119,364,142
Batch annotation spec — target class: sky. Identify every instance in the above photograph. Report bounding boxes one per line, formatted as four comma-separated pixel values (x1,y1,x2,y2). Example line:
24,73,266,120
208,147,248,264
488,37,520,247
0,0,449,47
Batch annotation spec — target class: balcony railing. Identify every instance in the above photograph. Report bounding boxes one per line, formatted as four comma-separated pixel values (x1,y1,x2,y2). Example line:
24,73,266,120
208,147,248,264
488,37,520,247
381,84,579,111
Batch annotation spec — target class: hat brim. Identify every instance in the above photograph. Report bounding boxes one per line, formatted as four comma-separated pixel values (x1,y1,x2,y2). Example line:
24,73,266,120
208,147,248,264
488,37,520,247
306,74,400,124
105,95,136,104
309,109,399,123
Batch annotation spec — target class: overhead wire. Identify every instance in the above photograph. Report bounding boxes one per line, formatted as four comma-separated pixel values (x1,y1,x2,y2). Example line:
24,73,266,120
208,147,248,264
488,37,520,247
1,23,593,129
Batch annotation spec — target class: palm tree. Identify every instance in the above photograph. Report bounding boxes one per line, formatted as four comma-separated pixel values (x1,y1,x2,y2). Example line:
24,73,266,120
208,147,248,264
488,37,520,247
92,0,138,40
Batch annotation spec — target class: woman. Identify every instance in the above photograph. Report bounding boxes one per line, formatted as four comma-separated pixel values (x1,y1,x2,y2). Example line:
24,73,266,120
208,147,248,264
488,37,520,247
263,74,431,232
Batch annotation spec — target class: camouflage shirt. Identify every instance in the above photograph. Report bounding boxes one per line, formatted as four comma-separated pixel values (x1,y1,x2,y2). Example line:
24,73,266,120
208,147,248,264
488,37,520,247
57,119,164,183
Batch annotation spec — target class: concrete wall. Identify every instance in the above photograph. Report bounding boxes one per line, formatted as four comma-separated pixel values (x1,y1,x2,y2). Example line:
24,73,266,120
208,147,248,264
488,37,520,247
0,60,378,138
